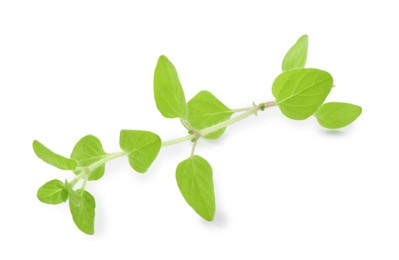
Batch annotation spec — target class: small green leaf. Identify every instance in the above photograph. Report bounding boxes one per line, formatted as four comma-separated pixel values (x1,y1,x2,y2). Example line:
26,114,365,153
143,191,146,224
272,68,333,120
37,179,68,204
64,180,82,206
315,102,362,129
32,140,78,170
69,190,95,235
119,130,161,173
187,91,233,139
282,35,309,71
176,155,215,221
70,135,106,180
154,55,187,119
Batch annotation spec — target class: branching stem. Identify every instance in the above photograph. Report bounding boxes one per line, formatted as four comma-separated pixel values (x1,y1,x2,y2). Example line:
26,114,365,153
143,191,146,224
69,100,276,188
199,101,276,137
70,151,127,187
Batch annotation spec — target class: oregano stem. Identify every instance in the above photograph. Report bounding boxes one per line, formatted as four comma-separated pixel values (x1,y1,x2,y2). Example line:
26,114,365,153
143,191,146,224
199,101,276,137
88,152,127,172
190,139,198,157
70,151,127,187
162,135,193,147
80,177,88,192
69,100,276,187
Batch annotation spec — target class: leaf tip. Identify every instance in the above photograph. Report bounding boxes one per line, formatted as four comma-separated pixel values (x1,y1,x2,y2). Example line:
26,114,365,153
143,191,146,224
158,55,169,63
300,34,309,40
32,140,40,151
201,211,215,221
83,229,95,235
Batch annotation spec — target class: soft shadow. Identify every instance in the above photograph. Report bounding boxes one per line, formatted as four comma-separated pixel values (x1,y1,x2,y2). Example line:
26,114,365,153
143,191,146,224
318,128,348,137
106,156,128,173
200,209,228,228
211,210,228,227
92,198,107,236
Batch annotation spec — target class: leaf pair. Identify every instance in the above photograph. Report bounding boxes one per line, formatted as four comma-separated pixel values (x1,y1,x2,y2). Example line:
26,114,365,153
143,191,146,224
35,130,162,178
154,56,234,140
275,35,361,128
36,179,95,234
277,35,332,119
154,57,221,220
33,135,107,180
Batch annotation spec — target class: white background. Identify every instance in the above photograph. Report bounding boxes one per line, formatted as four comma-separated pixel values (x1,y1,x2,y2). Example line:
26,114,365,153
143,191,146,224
1,1,398,259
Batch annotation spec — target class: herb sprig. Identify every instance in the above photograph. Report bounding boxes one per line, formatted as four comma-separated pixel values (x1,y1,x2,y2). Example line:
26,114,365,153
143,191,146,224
33,35,362,234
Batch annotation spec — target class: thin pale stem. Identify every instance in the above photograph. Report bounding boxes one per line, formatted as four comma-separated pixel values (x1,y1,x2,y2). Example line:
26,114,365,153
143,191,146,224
68,100,276,188
162,134,193,147
80,177,88,191
69,169,88,187
190,139,198,157
88,151,127,172
70,151,127,187
199,101,276,137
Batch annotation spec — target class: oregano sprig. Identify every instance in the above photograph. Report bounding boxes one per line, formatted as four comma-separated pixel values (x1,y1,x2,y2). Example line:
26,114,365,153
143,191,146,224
33,35,362,234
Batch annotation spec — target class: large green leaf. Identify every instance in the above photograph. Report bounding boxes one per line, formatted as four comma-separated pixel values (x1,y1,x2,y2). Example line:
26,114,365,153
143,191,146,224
154,55,187,119
272,68,333,120
37,179,68,204
70,135,106,180
32,140,77,170
119,130,161,173
69,190,95,235
315,102,362,129
176,155,215,221
187,91,233,139
282,35,308,71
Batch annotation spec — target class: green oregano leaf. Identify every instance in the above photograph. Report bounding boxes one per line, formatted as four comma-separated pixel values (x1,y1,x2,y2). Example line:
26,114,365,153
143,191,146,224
272,68,333,120
119,130,161,173
154,55,187,119
315,102,362,129
33,140,78,170
69,189,96,235
176,155,215,221
282,34,309,71
187,90,233,139
70,135,106,180
37,179,68,204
